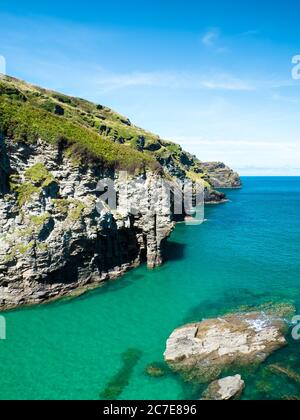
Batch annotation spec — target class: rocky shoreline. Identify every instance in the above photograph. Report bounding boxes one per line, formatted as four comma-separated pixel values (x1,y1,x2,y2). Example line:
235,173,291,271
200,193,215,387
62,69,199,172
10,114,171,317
0,139,174,310
0,76,241,311
0,138,235,311
164,304,294,399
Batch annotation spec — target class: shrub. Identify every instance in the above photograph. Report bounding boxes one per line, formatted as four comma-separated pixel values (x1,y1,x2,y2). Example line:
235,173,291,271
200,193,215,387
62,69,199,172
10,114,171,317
25,163,55,187
0,97,158,173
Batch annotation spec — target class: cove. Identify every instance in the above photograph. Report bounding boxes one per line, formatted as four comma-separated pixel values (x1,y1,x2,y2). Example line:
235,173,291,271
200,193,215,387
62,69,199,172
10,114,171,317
0,177,300,400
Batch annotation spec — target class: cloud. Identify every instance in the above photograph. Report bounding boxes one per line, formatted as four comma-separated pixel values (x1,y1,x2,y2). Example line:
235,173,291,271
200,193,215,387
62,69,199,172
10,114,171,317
169,137,300,176
201,28,229,53
93,70,256,92
201,29,220,47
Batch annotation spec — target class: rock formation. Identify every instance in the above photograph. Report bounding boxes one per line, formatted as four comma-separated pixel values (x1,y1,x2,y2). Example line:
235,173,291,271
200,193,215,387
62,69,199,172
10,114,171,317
200,162,242,189
0,139,173,309
0,75,241,309
164,309,290,383
202,375,245,400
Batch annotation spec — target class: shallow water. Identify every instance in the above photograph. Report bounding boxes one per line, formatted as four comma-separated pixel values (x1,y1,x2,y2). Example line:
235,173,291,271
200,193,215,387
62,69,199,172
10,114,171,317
1,177,300,400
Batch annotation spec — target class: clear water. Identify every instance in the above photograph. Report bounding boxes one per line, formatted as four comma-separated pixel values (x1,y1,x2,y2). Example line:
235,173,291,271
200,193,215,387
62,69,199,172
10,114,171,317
1,177,300,400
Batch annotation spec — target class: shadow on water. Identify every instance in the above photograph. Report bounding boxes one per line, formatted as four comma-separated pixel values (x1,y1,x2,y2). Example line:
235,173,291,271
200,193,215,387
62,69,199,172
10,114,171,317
162,240,186,262
100,348,142,400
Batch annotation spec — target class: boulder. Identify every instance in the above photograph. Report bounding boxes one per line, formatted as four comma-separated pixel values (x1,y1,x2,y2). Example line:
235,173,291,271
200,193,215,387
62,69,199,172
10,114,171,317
202,375,245,400
164,310,289,383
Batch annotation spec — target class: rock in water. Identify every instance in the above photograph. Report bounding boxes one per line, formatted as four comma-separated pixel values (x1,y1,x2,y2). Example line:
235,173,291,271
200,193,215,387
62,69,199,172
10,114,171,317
202,375,245,400
267,364,300,383
164,311,289,383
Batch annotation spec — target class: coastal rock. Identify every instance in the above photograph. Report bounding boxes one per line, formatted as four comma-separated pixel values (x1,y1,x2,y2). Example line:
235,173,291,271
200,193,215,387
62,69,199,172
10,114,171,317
200,162,241,189
164,310,289,383
0,139,174,310
202,375,245,400
0,76,241,310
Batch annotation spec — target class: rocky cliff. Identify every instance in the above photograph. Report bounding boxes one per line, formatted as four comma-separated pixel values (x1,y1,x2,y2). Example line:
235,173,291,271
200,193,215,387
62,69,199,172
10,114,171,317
200,162,242,189
0,139,173,310
0,76,240,309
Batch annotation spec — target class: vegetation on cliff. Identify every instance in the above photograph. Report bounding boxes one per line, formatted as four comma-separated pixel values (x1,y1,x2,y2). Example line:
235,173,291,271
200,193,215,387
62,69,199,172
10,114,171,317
0,78,158,173
0,76,239,188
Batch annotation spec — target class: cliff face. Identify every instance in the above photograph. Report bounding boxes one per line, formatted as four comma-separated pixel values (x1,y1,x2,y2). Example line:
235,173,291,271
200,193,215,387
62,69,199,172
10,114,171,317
200,162,242,189
0,139,173,310
0,76,241,310
0,76,240,195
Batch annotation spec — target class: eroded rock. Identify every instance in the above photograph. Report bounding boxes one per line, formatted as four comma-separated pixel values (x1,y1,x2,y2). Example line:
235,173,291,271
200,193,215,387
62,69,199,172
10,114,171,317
0,139,174,310
202,375,245,400
200,162,242,189
164,310,290,383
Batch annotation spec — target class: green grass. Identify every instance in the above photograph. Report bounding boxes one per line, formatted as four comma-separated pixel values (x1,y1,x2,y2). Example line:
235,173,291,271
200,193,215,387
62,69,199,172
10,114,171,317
0,89,159,174
69,200,86,222
53,199,86,222
25,163,55,187
0,75,216,185
5,241,35,263
29,213,51,227
11,182,41,207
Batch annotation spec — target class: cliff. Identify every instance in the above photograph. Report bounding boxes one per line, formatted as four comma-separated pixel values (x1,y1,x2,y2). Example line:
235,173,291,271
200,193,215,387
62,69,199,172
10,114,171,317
0,76,240,194
0,138,174,309
200,162,241,189
0,76,240,309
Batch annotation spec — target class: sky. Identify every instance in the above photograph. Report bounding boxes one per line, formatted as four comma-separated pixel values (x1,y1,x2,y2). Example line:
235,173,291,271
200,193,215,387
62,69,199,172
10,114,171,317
0,0,300,175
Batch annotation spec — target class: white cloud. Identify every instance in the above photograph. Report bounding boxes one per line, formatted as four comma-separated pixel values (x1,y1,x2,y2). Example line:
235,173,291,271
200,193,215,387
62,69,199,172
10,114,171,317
201,29,220,47
201,28,229,53
93,70,256,92
170,138,300,176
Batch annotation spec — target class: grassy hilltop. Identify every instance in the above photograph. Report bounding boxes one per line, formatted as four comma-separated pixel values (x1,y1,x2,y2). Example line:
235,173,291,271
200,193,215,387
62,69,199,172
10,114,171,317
0,75,224,187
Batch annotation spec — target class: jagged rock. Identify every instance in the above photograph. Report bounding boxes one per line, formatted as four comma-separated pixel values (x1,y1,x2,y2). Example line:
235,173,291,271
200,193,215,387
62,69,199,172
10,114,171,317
0,76,242,310
202,375,245,400
200,162,241,189
0,139,174,310
164,309,290,383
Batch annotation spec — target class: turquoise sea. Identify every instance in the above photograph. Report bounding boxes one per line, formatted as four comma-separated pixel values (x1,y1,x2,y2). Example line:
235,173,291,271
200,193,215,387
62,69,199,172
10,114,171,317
1,177,300,400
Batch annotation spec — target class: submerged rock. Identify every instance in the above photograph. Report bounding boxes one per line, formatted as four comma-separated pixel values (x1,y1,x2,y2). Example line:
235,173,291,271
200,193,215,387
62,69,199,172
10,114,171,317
100,348,142,400
267,364,300,383
202,375,245,400
283,395,300,401
164,310,290,383
236,301,296,319
145,362,167,378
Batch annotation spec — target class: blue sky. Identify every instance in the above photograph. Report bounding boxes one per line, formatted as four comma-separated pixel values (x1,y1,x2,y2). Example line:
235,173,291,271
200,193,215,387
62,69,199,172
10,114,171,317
1,0,300,175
